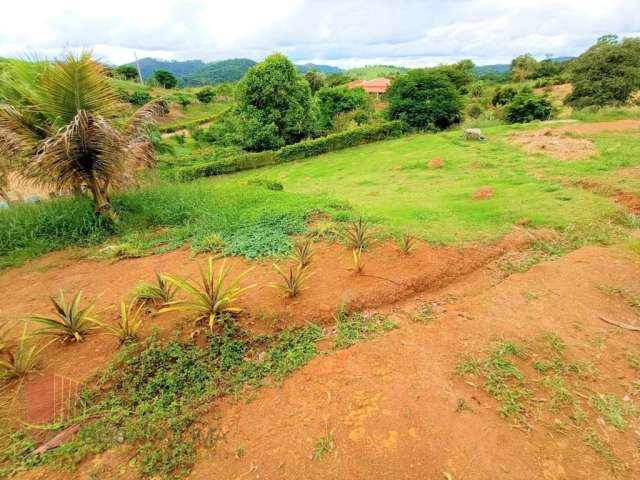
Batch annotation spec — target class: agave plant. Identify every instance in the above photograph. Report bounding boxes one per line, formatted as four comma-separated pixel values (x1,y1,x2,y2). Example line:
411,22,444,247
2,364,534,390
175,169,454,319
23,290,98,342
160,257,256,331
396,232,417,255
0,326,49,381
271,263,313,297
344,217,373,250
289,238,313,268
0,53,168,220
133,273,177,307
96,301,144,346
0,321,13,355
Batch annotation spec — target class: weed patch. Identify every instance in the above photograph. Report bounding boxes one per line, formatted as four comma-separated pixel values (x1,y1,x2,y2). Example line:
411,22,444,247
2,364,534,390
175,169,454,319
333,312,397,349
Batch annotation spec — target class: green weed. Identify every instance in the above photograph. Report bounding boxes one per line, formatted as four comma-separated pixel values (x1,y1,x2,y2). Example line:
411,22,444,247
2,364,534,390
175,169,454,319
590,393,638,430
333,311,397,349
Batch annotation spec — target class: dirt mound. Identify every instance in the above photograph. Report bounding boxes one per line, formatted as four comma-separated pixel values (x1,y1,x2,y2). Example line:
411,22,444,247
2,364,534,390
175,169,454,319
472,186,494,200
509,128,596,160
428,157,444,168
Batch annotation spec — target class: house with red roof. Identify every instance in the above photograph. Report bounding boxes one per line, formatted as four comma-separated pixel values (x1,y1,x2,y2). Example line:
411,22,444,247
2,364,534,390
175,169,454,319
346,77,391,99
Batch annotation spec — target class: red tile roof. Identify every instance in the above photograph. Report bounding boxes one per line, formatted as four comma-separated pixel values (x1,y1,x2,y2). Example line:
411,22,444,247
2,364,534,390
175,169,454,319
347,77,391,94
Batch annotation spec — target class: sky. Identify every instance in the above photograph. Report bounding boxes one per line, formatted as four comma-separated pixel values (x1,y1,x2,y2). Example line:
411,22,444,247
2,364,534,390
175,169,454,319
0,0,639,68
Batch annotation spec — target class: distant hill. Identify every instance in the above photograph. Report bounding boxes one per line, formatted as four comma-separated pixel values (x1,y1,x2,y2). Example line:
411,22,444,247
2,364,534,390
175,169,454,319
182,58,257,86
130,58,206,80
295,63,342,74
344,65,409,80
474,56,574,76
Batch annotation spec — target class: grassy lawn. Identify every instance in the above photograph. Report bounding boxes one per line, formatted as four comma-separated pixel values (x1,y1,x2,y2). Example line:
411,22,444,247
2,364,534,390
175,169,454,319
219,124,630,243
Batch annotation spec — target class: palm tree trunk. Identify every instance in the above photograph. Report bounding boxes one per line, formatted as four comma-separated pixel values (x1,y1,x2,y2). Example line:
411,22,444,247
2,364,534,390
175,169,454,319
87,174,118,223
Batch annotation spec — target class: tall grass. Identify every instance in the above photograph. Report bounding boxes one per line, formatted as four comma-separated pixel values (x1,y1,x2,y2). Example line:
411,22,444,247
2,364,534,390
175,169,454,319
0,181,343,268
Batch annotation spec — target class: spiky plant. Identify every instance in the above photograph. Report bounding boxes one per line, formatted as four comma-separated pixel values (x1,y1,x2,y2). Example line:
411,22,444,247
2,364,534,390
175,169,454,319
289,238,313,268
271,263,313,297
352,248,365,274
133,273,177,307
160,257,256,331
23,290,98,342
396,232,417,255
0,321,14,355
97,301,144,346
344,217,373,250
0,326,49,381
0,53,168,220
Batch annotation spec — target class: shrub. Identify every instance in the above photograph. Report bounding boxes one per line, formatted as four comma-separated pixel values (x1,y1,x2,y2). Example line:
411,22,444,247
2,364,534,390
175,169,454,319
317,86,371,130
172,93,192,110
128,89,152,106
195,87,216,104
505,90,553,123
492,86,517,106
386,70,463,130
23,291,98,342
466,102,484,119
174,121,406,181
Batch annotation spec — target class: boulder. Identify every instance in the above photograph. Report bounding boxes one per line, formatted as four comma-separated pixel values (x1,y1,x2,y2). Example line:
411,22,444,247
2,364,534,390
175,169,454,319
464,128,486,141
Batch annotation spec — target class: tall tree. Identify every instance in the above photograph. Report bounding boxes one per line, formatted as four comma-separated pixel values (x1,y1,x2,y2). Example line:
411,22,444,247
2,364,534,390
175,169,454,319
0,53,167,219
153,69,177,89
511,54,540,82
234,53,316,151
566,35,640,107
386,70,462,131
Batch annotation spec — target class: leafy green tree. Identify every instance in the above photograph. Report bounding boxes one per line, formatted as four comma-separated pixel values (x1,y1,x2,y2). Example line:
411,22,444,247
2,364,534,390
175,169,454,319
317,86,371,130
505,89,553,123
0,53,167,219
196,87,216,103
234,53,317,151
491,86,517,106
430,59,475,93
172,92,192,110
325,72,352,87
566,35,640,108
533,59,565,79
153,69,177,89
128,89,152,105
386,70,462,130
511,54,540,82
304,71,324,93
116,64,139,81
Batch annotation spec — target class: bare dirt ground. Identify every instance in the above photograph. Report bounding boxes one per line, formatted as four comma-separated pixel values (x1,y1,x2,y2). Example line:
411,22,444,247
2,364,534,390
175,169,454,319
508,119,640,161
15,243,640,480
534,83,573,102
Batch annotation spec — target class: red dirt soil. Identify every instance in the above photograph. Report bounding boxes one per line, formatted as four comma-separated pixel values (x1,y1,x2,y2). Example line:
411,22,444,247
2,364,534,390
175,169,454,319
0,230,535,388
15,244,640,479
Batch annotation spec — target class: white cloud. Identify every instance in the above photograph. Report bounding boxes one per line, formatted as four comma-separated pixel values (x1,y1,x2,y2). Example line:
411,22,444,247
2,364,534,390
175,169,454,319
0,0,638,66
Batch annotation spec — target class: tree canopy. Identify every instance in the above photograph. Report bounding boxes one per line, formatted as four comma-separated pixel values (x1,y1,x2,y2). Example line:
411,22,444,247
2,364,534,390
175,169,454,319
153,69,177,89
317,86,371,130
386,70,462,130
566,35,640,108
233,53,316,151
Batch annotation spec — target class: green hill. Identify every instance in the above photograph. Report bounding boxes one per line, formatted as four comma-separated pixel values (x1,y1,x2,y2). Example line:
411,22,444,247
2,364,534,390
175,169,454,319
129,58,206,80
344,65,409,79
182,58,257,86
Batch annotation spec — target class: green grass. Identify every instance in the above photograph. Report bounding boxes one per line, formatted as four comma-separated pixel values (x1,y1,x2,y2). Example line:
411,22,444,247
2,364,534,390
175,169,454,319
215,124,630,243
0,181,345,268
1,323,324,478
333,311,397,349
157,102,229,132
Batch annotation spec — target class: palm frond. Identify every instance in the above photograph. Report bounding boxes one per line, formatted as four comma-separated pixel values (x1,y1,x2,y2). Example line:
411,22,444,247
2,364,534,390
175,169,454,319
124,98,169,137
36,52,121,127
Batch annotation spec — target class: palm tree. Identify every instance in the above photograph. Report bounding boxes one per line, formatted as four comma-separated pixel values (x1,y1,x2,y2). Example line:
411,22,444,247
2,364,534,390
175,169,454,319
0,53,167,220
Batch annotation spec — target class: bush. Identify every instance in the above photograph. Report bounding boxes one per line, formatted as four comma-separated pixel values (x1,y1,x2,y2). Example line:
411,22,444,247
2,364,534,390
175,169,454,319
129,89,152,106
505,90,553,123
172,93,192,110
175,121,407,181
317,86,371,130
195,87,216,104
466,102,484,119
491,86,517,106
386,70,462,131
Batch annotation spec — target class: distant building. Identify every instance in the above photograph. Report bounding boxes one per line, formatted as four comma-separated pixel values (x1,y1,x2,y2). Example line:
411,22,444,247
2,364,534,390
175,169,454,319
346,77,392,98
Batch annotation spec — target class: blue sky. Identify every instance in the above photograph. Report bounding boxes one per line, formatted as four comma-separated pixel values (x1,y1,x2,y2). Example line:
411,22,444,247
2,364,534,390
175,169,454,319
1,0,638,67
